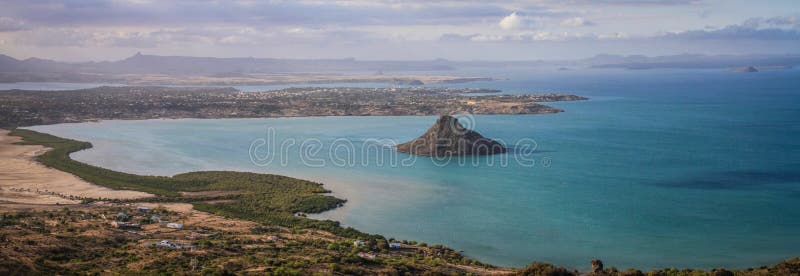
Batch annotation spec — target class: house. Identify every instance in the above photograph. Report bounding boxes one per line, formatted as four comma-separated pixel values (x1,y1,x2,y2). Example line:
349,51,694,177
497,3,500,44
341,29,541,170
116,212,128,219
389,243,402,249
166,222,183,229
137,206,151,212
357,252,376,260
353,240,366,246
267,235,279,241
157,240,197,250
159,240,174,247
110,221,141,230
149,215,162,222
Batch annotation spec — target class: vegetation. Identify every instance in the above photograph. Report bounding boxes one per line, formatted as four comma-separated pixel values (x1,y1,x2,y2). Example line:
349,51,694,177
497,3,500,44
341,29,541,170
6,128,800,275
0,86,586,128
9,129,369,237
6,128,503,273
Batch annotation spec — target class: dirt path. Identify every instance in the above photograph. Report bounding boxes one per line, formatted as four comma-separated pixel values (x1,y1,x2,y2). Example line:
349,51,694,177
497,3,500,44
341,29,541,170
0,129,152,204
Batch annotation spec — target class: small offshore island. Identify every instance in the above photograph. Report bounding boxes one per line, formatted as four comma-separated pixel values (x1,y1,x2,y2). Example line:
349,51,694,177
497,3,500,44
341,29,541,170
397,115,507,156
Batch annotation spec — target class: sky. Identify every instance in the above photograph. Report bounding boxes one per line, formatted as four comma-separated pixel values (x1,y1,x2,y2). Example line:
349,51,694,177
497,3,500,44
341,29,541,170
0,0,799,61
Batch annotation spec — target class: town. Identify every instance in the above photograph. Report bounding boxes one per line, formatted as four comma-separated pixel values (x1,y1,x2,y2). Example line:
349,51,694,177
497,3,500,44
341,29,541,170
0,86,587,127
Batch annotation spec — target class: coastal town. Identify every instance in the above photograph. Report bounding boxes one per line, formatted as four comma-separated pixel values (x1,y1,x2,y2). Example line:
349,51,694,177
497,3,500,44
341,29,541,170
0,86,586,127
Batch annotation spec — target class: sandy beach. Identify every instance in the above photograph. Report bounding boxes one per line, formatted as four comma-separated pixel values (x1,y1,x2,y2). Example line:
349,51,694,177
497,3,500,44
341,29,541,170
0,129,152,204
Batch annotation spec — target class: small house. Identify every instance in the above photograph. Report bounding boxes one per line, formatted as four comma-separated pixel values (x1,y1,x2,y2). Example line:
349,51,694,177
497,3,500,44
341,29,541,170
137,206,151,212
157,240,197,250
111,221,141,230
116,212,128,219
267,235,279,241
166,222,183,229
389,243,402,249
149,215,162,222
353,240,366,246
357,252,376,259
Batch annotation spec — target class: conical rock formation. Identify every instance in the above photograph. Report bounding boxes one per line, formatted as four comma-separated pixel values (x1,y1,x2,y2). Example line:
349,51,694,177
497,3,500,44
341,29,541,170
397,115,506,156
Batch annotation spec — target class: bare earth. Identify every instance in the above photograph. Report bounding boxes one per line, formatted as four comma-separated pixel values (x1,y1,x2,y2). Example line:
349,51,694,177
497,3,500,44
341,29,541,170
0,129,152,204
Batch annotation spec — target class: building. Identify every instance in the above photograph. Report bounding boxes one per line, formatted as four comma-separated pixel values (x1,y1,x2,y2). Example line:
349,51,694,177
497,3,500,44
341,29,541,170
157,240,196,250
357,252,376,260
116,212,128,219
137,206,151,212
110,221,141,230
149,215,162,222
353,240,366,246
389,243,402,249
267,235,279,241
166,222,183,229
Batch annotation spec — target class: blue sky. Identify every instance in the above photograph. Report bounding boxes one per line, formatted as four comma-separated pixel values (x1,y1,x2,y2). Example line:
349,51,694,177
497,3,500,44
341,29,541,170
0,0,798,61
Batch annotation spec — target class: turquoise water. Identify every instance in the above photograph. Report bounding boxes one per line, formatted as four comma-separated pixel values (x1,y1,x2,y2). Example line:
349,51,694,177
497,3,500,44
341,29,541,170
28,68,800,271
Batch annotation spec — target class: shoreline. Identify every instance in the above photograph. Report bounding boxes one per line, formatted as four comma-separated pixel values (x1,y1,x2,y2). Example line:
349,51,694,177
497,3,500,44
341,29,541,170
0,129,153,204
0,85,586,128
3,128,518,274
4,127,800,274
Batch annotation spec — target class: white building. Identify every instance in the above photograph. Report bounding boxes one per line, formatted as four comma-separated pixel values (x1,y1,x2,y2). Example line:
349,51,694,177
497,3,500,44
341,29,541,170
166,222,183,229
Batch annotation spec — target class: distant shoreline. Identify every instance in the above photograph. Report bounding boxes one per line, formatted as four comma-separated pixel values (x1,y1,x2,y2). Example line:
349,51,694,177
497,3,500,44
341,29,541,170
0,86,587,128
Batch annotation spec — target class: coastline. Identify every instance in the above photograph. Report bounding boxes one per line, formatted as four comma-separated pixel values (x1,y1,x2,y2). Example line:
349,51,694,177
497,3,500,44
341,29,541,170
2,127,516,274
0,129,152,204
4,127,800,274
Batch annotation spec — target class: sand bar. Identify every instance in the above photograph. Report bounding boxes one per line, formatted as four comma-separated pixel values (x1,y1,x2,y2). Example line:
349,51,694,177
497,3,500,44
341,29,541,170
0,129,152,204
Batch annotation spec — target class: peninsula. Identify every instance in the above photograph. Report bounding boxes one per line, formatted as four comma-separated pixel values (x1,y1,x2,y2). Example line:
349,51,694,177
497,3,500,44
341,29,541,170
0,86,587,127
397,115,507,156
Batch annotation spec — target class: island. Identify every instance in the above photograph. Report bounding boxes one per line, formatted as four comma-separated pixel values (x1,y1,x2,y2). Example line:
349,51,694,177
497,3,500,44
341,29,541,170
397,115,507,156
732,66,759,73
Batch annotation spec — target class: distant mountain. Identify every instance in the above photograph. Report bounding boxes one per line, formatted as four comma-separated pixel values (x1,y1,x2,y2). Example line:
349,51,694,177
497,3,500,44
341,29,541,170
1,52,798,83
0,52,456,75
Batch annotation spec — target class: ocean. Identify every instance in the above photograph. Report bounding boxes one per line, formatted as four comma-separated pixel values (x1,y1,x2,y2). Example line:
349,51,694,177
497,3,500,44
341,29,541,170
27,67,800,270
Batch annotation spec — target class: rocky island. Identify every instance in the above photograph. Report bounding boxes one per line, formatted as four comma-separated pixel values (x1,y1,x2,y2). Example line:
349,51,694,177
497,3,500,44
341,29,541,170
397,115,507,156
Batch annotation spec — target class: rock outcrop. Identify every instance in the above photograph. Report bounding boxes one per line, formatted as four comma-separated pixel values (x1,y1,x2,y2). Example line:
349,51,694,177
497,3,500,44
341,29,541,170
396,115,506,156
732,66,759,73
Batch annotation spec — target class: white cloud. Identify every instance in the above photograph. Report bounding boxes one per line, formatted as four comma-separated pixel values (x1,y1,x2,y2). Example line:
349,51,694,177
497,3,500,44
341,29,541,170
0,17,28,32
561,17,593,27
499,12,523,30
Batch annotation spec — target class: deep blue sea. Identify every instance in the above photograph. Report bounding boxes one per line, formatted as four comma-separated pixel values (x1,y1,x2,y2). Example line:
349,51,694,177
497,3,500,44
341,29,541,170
27,68,800,271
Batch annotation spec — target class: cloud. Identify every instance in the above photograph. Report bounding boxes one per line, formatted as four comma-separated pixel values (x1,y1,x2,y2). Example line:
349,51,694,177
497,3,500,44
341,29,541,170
9,25,379,49
499,12,524,30
662,26,800,41
0,17,28,32
14,28,94,47
568,0,700,6
439,31,603,42
561,17,594,27
0,0,516,27
661,16,800,41
763,16,798,27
